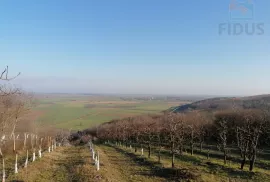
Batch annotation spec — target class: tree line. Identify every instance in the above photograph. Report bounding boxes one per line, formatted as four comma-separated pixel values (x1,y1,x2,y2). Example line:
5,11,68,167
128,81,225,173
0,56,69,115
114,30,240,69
94,108,270,172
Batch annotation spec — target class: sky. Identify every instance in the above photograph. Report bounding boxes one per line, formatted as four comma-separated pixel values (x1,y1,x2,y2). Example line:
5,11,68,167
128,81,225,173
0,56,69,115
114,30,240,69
0,0,269,96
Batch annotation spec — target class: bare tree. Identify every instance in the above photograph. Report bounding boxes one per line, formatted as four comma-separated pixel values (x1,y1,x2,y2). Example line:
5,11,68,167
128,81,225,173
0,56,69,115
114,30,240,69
155,118,165,163
142,117,155,158
0,66,22,177
164,113,186,168
215,114,228,165
131,116,144,153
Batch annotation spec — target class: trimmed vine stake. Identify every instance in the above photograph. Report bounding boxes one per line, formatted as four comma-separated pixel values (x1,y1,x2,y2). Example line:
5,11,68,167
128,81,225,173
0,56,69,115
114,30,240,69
32,151,36,162
2,158,5,182
97,152,100,171
38,149,42,158
25,150,28,168
95,156,98,166
48,137,51,153
92,151,95,160
39,138,43,158
15,154,18,174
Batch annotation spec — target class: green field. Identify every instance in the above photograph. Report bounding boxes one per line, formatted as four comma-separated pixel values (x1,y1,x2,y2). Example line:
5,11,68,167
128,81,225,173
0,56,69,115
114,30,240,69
34,95,187,130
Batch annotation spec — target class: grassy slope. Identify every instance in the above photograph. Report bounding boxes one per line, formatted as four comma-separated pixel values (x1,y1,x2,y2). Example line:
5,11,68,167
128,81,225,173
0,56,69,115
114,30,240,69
8,146,100,182
97,145,166,182
98,144,270,182
8,144,270,182
8,145,167,182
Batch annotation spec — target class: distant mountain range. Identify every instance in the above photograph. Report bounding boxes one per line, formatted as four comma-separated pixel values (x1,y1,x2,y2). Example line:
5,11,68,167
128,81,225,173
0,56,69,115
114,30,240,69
170,94,270,113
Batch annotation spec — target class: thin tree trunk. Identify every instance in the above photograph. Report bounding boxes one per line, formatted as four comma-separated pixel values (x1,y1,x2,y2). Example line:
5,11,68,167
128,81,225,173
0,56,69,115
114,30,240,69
172,152,175,168
135,137,138,153
249,150,257,172
148,144,151,158
171,142,175,168
241,154,246,170
240,151,243,158
158,145,161,163
249,158,255,172
13,134,16,152
190,129,194,156
24,133,27,150
224,150,227,164
200,142,203,152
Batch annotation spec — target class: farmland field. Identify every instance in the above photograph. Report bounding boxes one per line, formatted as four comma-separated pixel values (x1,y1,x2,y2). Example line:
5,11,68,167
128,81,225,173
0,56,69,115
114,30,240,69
34,94,189,130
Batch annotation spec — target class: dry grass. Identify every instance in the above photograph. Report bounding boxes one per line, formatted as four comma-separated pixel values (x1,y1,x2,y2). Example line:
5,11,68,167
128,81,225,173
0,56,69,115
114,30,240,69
8,146,101,182
7,144,169,182
6,143,270,182
102,144,270,182
96,145,166,182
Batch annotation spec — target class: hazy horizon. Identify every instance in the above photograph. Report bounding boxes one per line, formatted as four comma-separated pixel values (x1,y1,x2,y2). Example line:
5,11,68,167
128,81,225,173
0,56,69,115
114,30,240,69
1,1,270,96
32,91,254,98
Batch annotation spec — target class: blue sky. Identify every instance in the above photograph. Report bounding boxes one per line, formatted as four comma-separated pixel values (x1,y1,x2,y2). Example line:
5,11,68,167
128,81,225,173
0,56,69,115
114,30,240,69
0,0,269,95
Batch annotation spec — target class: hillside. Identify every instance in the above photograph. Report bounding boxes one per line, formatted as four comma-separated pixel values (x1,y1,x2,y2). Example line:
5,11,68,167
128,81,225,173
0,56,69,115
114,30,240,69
172,94,270,113
7,144,169,182
8,142,270,182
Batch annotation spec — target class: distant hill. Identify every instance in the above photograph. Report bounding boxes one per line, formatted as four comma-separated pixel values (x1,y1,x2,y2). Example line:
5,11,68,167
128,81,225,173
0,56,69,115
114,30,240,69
171,94,270,113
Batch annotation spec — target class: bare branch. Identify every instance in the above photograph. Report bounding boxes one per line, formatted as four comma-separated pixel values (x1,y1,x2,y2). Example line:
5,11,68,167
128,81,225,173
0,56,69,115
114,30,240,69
0,68,7,79
0,66,21,81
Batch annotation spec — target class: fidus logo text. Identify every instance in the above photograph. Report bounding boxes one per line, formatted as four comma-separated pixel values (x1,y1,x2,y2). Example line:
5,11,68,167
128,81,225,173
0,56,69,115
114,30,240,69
219,23,264,35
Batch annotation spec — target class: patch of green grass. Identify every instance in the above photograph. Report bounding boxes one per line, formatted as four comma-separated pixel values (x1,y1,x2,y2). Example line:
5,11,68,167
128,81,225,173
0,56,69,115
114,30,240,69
37,104,91,125
35,97,184,129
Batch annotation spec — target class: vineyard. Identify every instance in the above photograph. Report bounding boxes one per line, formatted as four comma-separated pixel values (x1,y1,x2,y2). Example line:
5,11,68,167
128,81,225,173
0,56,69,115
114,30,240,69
90,110,270,181
6,138,270,181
